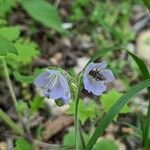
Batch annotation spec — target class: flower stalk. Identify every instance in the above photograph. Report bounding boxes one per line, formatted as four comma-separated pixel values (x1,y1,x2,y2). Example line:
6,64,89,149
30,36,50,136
75,75,82,150
0,57,25,135
1,57,18,108
0,108,24,136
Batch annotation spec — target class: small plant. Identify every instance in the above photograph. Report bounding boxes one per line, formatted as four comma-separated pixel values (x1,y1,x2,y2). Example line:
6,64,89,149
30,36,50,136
0,0,150,150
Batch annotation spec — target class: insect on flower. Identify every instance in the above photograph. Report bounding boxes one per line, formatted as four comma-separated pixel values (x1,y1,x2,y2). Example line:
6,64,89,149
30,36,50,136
83,61,115,96
34,69,71,104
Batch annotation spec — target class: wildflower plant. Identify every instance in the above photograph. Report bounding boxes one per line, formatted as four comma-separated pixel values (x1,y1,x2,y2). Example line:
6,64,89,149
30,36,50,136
1,44,150,150
0,0,150,150
32,52,150,150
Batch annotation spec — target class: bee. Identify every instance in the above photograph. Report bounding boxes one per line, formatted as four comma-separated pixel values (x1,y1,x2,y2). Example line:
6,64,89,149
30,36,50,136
89,69,106,81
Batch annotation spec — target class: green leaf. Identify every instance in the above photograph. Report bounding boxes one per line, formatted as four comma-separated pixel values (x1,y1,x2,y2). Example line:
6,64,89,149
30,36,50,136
14,71,36,84
21,0,64,32
16,100,28,114
0,26,20,41
63,129,89,147
93,138,118,150
69,99,99,124
142,0,150,11
101,89,130,118
7,41,39,64
86,79,150,150
0,0,16,16
14,68,44,84
63,130,76,146
29,96,44,112
0,35,18,56
14,138,32,150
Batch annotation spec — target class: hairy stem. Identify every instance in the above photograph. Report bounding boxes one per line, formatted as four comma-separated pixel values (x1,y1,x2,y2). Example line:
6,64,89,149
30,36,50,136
1,57,18,108
0,108,24,136
0,57,25,135
75,75,82,150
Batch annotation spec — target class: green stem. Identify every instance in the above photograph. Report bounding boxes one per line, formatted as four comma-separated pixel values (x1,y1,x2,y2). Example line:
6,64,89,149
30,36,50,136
0,108,24,136
79,121,86,149
75,75,82,150
0,57,25,135
1,57,18,108
143,89,150,150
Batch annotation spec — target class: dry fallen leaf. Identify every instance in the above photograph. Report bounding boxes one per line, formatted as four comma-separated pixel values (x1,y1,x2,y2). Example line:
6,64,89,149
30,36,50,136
0,142,7,150
43,115,74,140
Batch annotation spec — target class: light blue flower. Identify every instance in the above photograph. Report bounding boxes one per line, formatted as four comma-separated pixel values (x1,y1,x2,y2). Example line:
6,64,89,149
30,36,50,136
83,61,115,96
34,69,71,104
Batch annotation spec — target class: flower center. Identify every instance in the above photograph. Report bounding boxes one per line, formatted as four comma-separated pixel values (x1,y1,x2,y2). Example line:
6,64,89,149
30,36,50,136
89,68,106,81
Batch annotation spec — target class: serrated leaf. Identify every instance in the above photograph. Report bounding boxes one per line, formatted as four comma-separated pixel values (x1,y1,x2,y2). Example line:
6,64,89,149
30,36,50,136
101,89,130,116
0,35,18,56
14,138,32,150
21,0,64,32
7,42,39,64
0,26,20,41
69,99,99,124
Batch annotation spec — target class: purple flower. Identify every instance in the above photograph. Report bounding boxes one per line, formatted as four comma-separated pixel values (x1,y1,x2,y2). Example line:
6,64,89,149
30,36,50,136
83,61,115,96
34,69,71,104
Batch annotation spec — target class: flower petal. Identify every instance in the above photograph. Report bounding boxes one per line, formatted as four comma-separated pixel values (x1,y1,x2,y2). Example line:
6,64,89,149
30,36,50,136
45,69,60,75
83,76,106,95
59,74,70,93
103,69,115,82
90,82,106,96
62,93,71,104
92,61,107,70
83,61,107,77
34,71,51,88
44,79,64,100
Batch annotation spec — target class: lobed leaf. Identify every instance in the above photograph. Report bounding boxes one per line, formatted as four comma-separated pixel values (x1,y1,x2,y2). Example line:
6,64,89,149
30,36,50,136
0,26,20,41
7,42,39,65
0,35,18,56
100,89,130,118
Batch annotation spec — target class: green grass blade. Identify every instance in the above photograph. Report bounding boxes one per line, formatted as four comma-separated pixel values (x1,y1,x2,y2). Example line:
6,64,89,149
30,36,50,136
142,0,150,11
85,79,150,150
85,47,150,149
